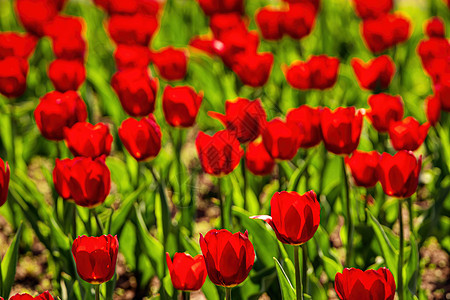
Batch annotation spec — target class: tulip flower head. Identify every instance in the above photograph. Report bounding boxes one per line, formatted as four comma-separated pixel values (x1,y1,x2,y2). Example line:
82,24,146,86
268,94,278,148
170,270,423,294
162,85,203,128
53,158,75,200
366,93,404,133
15,0,61,37
0,158,10,207
48,59,86,92
286,105,322,148
262,118,303,160
114,45,151,70
255,7,284,40
0,32,37,59
351,56,395,91
388,117,430,151
9,291,55,300
345,150,380,188
282,3,317,40
352,0,393,20
425,17,445,38
107,14,159,46
245,140,275,176
64,122,113,158
196,0,244,16
232,52,274,87
425,95,441,126
0,56,28,98
166,252,207,291
151,47,188,81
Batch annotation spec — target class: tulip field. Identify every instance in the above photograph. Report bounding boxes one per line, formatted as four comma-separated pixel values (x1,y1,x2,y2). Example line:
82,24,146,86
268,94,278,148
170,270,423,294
1,0,450,299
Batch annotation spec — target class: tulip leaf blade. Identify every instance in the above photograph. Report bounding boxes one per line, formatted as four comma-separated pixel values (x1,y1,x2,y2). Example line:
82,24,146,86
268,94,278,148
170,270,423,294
405,232,419,297
274,257,296,300
1,222,23,299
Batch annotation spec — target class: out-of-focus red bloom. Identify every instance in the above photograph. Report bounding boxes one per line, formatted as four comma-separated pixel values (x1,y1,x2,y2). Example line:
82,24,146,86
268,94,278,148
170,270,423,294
114,45,151,70
48,59,86,92
199,229,254,287
377,150,421,198
282,3,317,40
425,17,445,38
53,158,75,200
255,7,284,40
196,130,243,176
366,93,404,132
232,52,274,87
345,150,380,188
9,291,55,300
282,0,321,12
151,47,188,81
189,36,216,56
72,235,119,284
214,30,260,68
118,115,162,162
0,32,37,59
52,35,86,61
209,13,247,41
352,0,392,19
0,158,10,207
351,55,395,91
166,252,207,291
139,0,161,16
107,14,158,46
34,91,87,141
335,267,396,300
106,0,138,15
15,0,60,36
196,0,243,16
425,95,441,126
321,107,363,155
162,85,203,128
0,56,28,98
284,55,339,90
44,15,84,39
245,140,275,176
262,118,302,160
361,13,411,53
64,122,113,158
286,105,322,148
92,0,108,10
436,73,450,111
251,191,320,245
388,117,430,151
208,98,267,143
417,39,450,83
111,68,158,117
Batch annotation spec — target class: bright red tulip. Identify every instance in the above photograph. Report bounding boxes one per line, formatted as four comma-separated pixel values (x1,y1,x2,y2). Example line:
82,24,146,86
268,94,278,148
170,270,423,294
209,13,247,41
214,30,260,68
106,0,138,15
366,93,404,132
64,122,113,158
251,191,320,245
0,56,28,98
345,150,380,188
282,3,317,40
232,52,274,87
44,15,84,39
114,45,151,70
282,0,321,12
48,59,86,92
352,0,392,19
245,140,275,176
15,0,60,36
425,95,441,126
320,107,363,155
151,47,188,81
72,235,119,284
9,291,54,300
436,73,450,112
377,150,421,198
52,35,86,62
388,117,430,151
335,267,396,300
262,118,302,160
0,32,37,59
199,229,255,287
118,115,162,162
255,7,284,40
34,91,87,141
286,105,322,148
0,158,10,207
162,85,203,128
189,36,216,56
425,17,445,38
196,130,243,176
417,38,450,83
107,14,158,46
351,55,395,91
196,0,243,16
53,158,75,200
166,252,207,291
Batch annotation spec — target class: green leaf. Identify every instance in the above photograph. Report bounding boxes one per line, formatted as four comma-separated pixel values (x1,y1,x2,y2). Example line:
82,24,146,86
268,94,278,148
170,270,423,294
1,222,23,299
406,233,419,297
274,257,296,300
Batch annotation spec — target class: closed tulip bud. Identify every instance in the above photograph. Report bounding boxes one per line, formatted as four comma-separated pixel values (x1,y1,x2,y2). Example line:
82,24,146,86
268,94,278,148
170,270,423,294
0,57,28,98
151,47,188,81
251,191,320,245
64,122,113,158
351,55,395,91
286,105,322,148
345,150,380,188
377,150,421,198
335,267,396,300
52,35,86,61
9,291,55,300
417,39,450,83
262,118,302,160
425,95,441,126
44,15,83,39
118,115,162,162
199,229,254,287
53,158,75,200
34,91,87,141
366,93,404,132
388,117,430,151
215,30,260,68
245,140,275,176
48,59,86,92
209,13,247,41
425,17,445,38
72,235,119,284
107,14,158,46
232,52,274,87
436,74,450,112
352,0,392,20
166,252,207,291
255,7,284,40
162,85,203,128
196,0,243,16
282,3,317,40
15,0,60,37
0,158,10,207
107,0,138,15
0,32,37,59
114,45,151,70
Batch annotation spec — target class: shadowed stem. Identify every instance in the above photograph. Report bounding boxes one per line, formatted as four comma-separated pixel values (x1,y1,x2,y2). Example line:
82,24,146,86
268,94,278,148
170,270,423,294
342,157,353,267
93,209,104,235
278,163,283,192
95,284,100,300
407,197,413,235
183,291,190,300
218,177,225,229
225,287,232,300
398,200,404,300
302,244,308,294
72,203,77,238
294,245,303,300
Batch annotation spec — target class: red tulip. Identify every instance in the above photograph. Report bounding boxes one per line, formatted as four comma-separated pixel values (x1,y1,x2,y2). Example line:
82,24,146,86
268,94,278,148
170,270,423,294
255,7,284,40
286,105,322,148
151,47,188,81
232,52,274,87
209,13,247,41
284,55,339,90
425,95,441,126
345,150,380,188
189,36,216,56
199,229,254,287
214,30,260,68
208,98,267,143
417,39,450,83
52,35,86,61
195,130,243,176
262,118,302,160
72,235,119,284
64,122,113,158
9,291,54,300
107,14,158,46
366,93,404,132
352,0,392,19
44,15,84,39
0,158,10,207
114,45,151,70
166,252,207,291
0,32,37,59
282,3,317,40
34,91,87,140
388,117,430,151
162,85,203,128
351,55,395,91
320,107,363,155
425,17,445,38
196,0,243,16
436,73,450,112
106,0,138,15
251,191,320,245
335,267,396,300
245,140,275,176
53,158,75,200
282,0,320,12
48,59,86,92
0,56,28,98
118,115,162,162
15,0,60,36
377,150,421,198
111,68,158,117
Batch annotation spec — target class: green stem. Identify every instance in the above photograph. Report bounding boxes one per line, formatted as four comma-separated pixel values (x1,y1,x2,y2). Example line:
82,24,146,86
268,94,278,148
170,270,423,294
364,190,369,224
407,197,413,235
342,157,353,267
9,104,16,167
73,203,77,238
294,246,303,300
218,177,225,229
398,200,404,300
93,209,104,235
183,291,190,300
302,244,308,294
278,163,283,192
95,284,100,300
225,287,232,300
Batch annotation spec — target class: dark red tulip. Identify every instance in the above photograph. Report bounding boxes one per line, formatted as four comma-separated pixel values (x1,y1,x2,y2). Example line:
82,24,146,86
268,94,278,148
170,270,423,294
106,0,138,15
351,55,395,91
52,35,86,61
64,122,113,158
107,14,158,46
436,73,450,112
262,118,302,160
48,59,86,92
0,158,10,207
111,68,158,117
0,32,37,59
166,252,207,291
282,0,320,12
162,85,203,128
361,13,411,53
251,191,320,245
0,56,28,98
284,55,339,90
196,0,243,16
9,291,54,300
366,93,404,132
214,30,260,68
44,15,83,39
377,150,421,198
425,95,441,126
15,0,60,36
245,140,275,176
232,52,274,87
209,13,247,41
286,105,322,148
335,267,396,300
425,17,445,38
199,229,254,287
72,235,119,284
208,98,267,143
282,3,317,40
151,47,188,81
352,0,392,19
388,117,430,151
114,45,151,70
34,91,87,141
53,158,75,200
417,38,450,83
118,115,162,162
345,150,380,188
255,7,284,40
195,130,243,176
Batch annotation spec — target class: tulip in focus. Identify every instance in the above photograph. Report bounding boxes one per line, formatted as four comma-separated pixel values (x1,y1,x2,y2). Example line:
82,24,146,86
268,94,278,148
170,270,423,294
262,118,302,160
245,140,275,176
366,93,404,133
388,117,430,151
0,158,10,207
162,85,203,128
351,55,395,91
64,122,113,158
53,158,75,200
286,105,322,148
166,252,207,291
345,150,380,188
